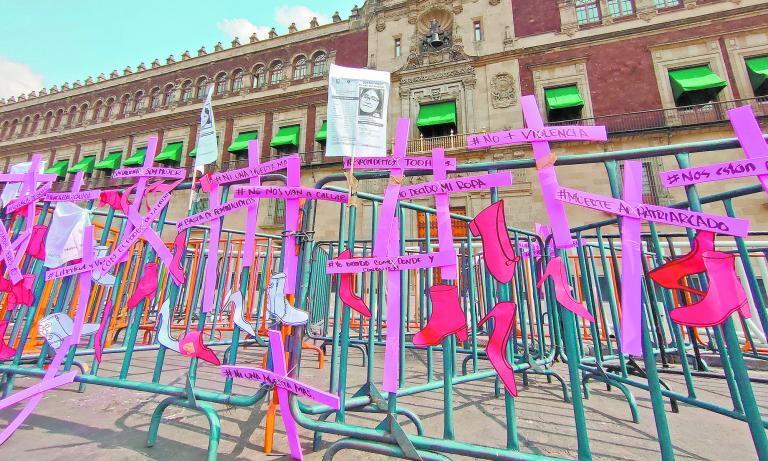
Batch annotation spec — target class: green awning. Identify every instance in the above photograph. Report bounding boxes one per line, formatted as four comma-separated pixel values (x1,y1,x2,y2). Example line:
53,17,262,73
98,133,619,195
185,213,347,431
45,160,69,178
67,155,96,174
228,131,259,153
189,147,197,158
270,125,300,148
123,147,147,167
95,152,122,170
668,66,727,101
746,56,768,92
544,86,585,113
155,142,183,163
315,121,327,142
417,101,457,127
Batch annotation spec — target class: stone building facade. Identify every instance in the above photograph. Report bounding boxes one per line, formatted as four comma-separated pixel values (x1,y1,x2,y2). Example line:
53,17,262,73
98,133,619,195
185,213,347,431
0,0,766,241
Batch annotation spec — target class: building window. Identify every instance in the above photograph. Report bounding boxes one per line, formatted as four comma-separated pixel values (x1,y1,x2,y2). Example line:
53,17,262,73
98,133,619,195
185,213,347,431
607,0,634,17
215,73,228,95
181,81,192,102
134,92,145,112
92,103,102,122
293,56,308,80
253,65,266,88
417,101,457,138
654,0,680,7
620,160,668,205
544,85,585,123
54,109,64,128
576,0,601,25
163,85,175,105
270,61,284,84
43,112,53,131
394,38,401,58
668,66,727,107
67,106,77,126
231,70,243,92
473,21,482,42
77,105,88,124
746,56,768,98
270,200,286,226
312,53,327,77
196,78,209,99
149,89,161,110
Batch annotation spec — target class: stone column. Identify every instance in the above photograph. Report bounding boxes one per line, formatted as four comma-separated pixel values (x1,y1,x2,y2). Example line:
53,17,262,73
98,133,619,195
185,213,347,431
464,78,477,133
557,0,580,36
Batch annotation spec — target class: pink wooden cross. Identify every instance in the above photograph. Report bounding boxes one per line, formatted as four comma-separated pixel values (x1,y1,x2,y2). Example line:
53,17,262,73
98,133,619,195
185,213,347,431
232,154,348,295
177,140,290,312
221,329,340,460
0,225,97,444
659,105,768,194
467,95,608,249
555,162,750,355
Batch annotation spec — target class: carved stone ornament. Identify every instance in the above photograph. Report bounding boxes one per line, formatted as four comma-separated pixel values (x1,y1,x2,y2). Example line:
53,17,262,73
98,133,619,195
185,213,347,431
490,73,516,108
431,88,442,100
489,0,501,5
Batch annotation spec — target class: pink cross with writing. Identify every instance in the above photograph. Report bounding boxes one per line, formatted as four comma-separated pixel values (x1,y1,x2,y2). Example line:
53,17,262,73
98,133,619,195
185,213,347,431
221,329,340,460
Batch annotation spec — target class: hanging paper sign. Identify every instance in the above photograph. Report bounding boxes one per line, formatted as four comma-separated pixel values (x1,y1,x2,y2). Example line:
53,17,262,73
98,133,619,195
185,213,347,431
397,172,514,199
5,182,51,213
326,250,456,274
111,167,186,179
326,64,391,157
44,190,102,203
467,126,607,149
555,186,749,237
344,156,457,171
211,157,290,185
176,198,258,232
233,186,348,203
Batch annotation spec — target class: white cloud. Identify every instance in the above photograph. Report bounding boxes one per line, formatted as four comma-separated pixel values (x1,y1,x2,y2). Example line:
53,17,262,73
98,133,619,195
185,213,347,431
275,6,329,29
0,57,44,100
217,18,272,41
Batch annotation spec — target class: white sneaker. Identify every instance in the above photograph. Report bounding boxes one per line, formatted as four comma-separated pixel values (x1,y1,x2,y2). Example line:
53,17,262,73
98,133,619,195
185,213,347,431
156,299,180,352
267,273,308,326
92,245,116,286
225,290,256,336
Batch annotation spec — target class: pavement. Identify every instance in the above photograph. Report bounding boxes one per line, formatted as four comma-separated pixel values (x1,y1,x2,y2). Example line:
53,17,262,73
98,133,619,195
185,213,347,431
0,342,765,460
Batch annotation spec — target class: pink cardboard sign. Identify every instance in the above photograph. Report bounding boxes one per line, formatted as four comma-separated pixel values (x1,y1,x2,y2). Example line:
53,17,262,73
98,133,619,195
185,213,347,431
233,186,348,203
467,125,607,149
326,250,457,274
344,156,457,171
176,197,258,232
5,182,51,213
211,156,290,185
111,167,186,179
618,161,644,356
555,186,749,237
397,171,514,199
44,190,101,202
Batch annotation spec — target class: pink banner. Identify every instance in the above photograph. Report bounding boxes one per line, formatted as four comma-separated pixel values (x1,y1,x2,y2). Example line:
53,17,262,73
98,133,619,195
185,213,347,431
44,190,101,202
111,166,186,179
234,186,348,203
397,172,514,199
176,197,257,232
467,125,607,149
326,250,456,274
556,186,749,237
344,156,457,171
212,156,292,185
619,161,644,356
6,182,51,213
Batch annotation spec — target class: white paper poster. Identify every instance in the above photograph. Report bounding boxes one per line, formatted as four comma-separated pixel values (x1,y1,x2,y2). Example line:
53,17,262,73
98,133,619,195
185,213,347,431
195,87,218,172
325,64,390,157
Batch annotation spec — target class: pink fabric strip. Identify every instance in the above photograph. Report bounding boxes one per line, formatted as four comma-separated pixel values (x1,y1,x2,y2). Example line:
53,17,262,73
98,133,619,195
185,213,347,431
176,198,258,232
431,148,457,280
242,140,263,268
728,104,768,195
372,118,410,258
44,190,101,202
111,167,186,179
555,186,749,237
382,218,401,394
397,172,514,199
202,185,222,313
233,186,348,203
326,250,456,274
520,96,576,249
467,125,607,149
221,365,340,409
619,161,644,356
344,156,457,171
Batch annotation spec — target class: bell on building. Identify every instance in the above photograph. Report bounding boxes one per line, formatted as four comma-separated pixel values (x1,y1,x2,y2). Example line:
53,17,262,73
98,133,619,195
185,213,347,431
429,32,443,48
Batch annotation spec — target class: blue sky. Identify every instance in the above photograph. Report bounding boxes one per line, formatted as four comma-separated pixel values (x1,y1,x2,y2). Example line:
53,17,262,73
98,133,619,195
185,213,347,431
0,0,360,99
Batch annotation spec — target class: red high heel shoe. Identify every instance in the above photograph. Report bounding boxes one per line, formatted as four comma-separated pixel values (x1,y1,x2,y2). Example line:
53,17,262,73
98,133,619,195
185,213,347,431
169,233,186,286
336,249,371,318
27,225,47,261
478,302,518,396
127,262,158,309
649,231,714,296
413,284,467,347
536,257,595,322
670,251,751,327
469,201,520,283
0,320,16,361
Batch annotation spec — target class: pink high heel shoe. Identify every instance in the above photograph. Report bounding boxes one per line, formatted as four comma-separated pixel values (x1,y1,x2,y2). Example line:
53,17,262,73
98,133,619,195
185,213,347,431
469,201,520,283
27,225,47,261
336,249,371,318
413,284,467,346
0,320,16,361
670,251,751,327
478,302,518,396
169,233,186,286
127,263,158,309
179,331,221,365
536,256,595,322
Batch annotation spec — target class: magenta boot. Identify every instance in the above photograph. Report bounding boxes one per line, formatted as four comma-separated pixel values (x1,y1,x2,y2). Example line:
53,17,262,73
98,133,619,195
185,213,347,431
469,201,520,283
27,225,47,261
670,251,751,327
0,320,16,361
337,249,371,318
413,284,467,347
